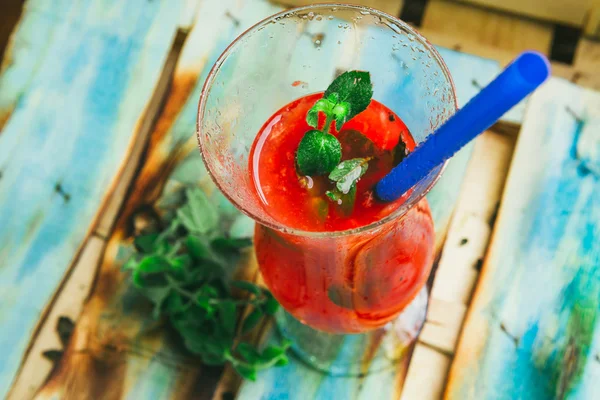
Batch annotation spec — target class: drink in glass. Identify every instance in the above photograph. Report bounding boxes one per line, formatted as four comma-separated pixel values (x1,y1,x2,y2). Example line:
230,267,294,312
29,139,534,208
198,4,456,374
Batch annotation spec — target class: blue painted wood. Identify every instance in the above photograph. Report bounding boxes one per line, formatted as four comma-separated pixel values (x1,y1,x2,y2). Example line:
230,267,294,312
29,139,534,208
446,78,600,399
29,0,289,398
0,0,184,395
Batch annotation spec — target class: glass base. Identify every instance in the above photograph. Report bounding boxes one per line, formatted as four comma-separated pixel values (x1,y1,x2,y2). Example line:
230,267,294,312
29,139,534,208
275,288,428,376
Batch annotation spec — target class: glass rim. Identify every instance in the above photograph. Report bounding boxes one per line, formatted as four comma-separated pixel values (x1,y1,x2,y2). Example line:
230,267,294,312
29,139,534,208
197,3,458,238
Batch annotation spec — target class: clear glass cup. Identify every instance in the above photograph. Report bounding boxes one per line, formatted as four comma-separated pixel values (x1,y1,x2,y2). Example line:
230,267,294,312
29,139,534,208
197,4,456,375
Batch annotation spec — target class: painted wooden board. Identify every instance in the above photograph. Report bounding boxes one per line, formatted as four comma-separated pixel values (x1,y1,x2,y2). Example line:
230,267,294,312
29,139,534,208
446,78,600,399
25,0,285,399
0,0,185,397
274,0,405,16
236,50,504,400
401,130,516,400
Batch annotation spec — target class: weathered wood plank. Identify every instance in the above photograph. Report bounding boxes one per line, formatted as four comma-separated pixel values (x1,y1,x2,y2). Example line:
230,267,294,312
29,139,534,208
6,11,198,400
446,78,600,399
453,0,594,30
0,0,184,396
30,1,285,399
402,130,516,400
272,0,405,16
8,236,106,400
236,50,504,400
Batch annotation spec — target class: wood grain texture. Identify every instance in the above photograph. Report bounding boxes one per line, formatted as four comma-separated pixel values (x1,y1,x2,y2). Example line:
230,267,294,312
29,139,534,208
0,0,184,396
272,0,405,16
454,0,594,28
402,130,516,400
423,0,553,55
28,1,284,399
446,78,600,399
421,0,547,127
235,50,504,400
8,236,105,400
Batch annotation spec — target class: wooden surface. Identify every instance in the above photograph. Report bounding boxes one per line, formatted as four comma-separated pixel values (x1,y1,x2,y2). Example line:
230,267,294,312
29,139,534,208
447,78,600,399
0,0,185,397
455,0,597,29
273,0,405,16
401,129,517,400
423,0,553,56
1,0,600,399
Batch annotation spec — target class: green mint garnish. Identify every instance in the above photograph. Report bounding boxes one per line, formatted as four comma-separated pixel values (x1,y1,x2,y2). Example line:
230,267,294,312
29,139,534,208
124,187,290,380
329,157,370,194
307,71,373,131
296,129,342,175
297,71,373,177
326,184,357,216
325,157,370,214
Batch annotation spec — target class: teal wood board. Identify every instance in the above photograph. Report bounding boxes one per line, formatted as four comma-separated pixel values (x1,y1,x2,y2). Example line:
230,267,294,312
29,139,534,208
0,0,184,395
446,78,600,399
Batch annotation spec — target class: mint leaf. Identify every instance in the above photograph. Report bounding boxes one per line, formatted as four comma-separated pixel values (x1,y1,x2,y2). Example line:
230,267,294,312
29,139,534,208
231,280,262,295
134,233,159,253
306,98,332,128
235,365,258,381
218,300,237,335
329,158,370,194
332,101,351,131
137,255,171,273
241,308,263,333
186,235,210,261
325,71,373,122
237,343,261,363
296,130,342,176
275,355,290,367
326,185,357,216
263,292,280,315
177,188,218,234
126,183,289,381
211,237,252,253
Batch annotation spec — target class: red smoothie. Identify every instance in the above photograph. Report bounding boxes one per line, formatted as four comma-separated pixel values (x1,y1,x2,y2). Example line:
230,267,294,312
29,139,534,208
249,93,435,333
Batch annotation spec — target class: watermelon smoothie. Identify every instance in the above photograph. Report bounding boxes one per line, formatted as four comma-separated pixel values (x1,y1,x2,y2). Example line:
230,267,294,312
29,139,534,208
249,94,435,333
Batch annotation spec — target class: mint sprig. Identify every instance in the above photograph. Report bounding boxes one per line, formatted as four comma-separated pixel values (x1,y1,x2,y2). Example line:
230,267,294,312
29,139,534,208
329,158,370,194
325,157,370,213
124,187,289,380
306,71,373,132
297,71,373,176
296,130,342,176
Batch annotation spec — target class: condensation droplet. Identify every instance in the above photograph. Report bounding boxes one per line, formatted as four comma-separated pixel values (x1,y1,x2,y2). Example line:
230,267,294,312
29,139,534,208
337,199,342,205
316,15,322,21
308,11,315,20
328,15,334,20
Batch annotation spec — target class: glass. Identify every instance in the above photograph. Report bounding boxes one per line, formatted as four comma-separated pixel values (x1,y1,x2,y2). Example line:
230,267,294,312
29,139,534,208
197,4,456,375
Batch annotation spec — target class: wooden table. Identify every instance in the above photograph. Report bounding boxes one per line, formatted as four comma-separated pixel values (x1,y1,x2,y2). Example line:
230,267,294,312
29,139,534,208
1,1,599,399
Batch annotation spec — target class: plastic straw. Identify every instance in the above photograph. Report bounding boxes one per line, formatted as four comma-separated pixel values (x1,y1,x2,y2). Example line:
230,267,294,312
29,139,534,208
376,51,551,202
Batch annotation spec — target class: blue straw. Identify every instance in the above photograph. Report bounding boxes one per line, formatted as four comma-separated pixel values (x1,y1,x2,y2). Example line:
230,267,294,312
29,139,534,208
376,51,551,202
